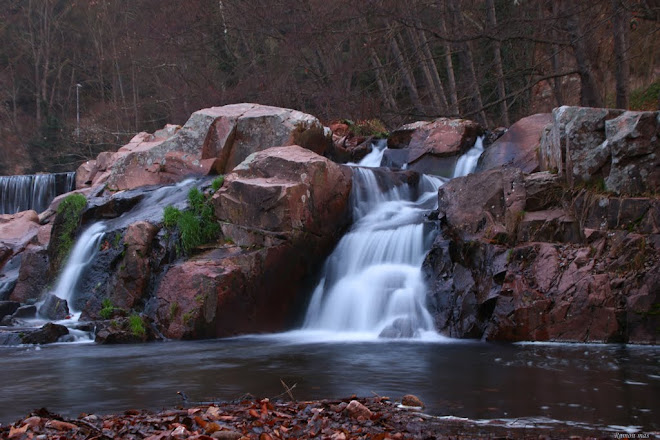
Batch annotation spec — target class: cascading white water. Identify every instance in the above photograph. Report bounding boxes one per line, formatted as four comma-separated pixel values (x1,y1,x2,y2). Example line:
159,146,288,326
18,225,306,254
0,172,76,214
452,136,484,178
298,136,483,340
351,138,388,167
302,166,443,339
50,222,107,318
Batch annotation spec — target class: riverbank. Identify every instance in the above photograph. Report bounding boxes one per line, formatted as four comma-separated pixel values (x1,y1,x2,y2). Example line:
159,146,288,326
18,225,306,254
1,395,631,440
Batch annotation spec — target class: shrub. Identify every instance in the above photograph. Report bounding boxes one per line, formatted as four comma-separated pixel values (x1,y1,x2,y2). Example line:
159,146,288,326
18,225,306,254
163,205,181,228
162,186,220,255
99,298,115,319
128,314,146,337
211,175,225,192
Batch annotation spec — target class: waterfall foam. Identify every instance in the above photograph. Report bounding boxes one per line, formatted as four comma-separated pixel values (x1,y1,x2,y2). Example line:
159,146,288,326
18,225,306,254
0,172,76,214
352,138,388,167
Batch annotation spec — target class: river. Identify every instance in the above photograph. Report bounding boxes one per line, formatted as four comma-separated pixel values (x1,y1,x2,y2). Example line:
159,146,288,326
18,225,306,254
0,337,657,432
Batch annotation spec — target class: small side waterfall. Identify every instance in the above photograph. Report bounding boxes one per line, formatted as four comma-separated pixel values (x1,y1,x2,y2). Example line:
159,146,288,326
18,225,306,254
43,178,200,322
452,136,484,178
50,222,107,318
352,138,388,167
0,172,76,214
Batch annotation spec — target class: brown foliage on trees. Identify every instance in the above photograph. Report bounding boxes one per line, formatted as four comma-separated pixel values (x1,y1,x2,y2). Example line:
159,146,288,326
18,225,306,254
0,0,657,174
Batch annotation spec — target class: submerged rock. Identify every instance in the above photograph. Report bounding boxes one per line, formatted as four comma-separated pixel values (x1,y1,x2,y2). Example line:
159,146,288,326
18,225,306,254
13,304,37,319
20,322,69,344
401,394,424,408
378,317,419,339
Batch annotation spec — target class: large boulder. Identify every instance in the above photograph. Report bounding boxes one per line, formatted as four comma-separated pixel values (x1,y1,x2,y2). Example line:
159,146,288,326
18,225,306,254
155,146,352,339
605,111,660,195
477,113,551,173
214,146,352,241
82,104,331,191
384,118,482,176
539,106,622,176
539,106,659,195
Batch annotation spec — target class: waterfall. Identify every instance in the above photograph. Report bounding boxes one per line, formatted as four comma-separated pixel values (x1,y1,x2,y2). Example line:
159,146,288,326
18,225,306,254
351,138,388,167
302,168,443,339
452,136,484,178
44,178,200,321
50,222,107,318
0,172,76,214
299,137,483,340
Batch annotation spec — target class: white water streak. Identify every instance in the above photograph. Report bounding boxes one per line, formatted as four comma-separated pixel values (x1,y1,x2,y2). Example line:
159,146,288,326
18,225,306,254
51,222,107,315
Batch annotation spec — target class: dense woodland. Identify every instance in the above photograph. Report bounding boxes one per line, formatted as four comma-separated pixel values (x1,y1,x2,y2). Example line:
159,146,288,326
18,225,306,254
0,0,658,174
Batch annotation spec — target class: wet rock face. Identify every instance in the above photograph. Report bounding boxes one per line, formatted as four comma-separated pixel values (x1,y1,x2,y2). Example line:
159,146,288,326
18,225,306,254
425,167,660,344
385,118,482,176
39,294,69,321
9,246,49,304
0,301,20,320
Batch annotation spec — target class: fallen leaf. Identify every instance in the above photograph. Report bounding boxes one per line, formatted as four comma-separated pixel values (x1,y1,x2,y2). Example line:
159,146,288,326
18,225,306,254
8,424,28,438
194,416,208,428
205,422,220,434
45,420,78,431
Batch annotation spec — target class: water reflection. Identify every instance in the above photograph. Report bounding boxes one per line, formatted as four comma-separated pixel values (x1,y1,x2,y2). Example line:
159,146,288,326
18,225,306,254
0,339,657,431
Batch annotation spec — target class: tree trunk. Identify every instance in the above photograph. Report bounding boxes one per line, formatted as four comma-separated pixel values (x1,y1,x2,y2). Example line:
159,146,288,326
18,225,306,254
438,12,459,116
407,27,444,114
389,28,425,115
612,0,630,109
486,0,509,126
370,49,398,112
447,0,487,125
551,1,564,106
565,12,603,107
416,25,448,114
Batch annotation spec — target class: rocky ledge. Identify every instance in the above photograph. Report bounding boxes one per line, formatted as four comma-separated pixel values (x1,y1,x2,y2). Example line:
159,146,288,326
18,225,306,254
424,106,660,344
